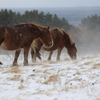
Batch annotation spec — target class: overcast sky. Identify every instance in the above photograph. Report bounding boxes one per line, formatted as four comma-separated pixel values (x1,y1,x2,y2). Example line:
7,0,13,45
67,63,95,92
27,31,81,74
0,0,100,8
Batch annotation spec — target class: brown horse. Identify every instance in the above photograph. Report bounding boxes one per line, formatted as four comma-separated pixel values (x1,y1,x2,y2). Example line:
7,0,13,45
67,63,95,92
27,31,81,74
31,40,43,62
31,28,77,61
0,23,52,66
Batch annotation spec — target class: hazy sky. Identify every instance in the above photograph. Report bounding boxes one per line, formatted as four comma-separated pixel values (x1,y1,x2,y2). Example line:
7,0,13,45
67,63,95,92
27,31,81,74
0,0,100,8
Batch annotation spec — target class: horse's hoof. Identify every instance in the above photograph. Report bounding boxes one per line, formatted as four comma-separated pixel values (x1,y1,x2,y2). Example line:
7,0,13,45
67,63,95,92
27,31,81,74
13,63,18,66
32,60,36,62
48,58,51,60
24,63,29,66
0,62,2,65
57,59,60,61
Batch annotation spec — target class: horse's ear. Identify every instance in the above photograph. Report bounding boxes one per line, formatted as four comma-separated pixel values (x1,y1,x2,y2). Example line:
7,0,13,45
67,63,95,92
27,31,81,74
47,26,50,30
1,26,5,31
72,43,75,46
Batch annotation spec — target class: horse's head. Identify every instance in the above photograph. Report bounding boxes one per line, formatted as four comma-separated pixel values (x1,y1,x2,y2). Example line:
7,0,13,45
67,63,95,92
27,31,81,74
63,31,77,60
28,24,53,48
37,26,53,48
67,43,77,60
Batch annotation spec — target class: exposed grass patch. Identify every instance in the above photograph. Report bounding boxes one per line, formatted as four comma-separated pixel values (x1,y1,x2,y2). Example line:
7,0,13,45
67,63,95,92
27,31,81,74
44,75,58,83
7,75,21,81
42,65,53,68
18,84,26,90
3,66,24,73
43,60,57,64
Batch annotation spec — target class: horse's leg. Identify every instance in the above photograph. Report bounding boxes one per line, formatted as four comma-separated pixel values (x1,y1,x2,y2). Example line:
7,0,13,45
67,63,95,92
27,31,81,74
31,47,34,60
48,51,53,60
57,48,62,61
32,48,37,62
24,47,30,66
37,50,41,60
31,47,36,62
13,49,21,66
31,47,41,62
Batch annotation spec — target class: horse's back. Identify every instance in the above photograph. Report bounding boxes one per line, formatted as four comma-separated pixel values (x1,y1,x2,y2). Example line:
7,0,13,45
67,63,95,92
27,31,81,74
0,24,34,50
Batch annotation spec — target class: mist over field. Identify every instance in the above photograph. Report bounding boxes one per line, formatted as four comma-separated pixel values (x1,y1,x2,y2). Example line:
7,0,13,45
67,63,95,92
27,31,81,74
68,27,100,56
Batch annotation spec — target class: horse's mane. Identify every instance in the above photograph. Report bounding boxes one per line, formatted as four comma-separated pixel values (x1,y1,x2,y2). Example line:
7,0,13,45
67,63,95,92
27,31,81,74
32,23,48,32
15,23,47,32
54,28,64,35
54,28,74,45
62,30,74,45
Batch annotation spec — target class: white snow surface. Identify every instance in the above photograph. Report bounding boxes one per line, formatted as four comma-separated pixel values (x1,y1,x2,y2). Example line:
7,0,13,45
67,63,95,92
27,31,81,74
0,52,100,100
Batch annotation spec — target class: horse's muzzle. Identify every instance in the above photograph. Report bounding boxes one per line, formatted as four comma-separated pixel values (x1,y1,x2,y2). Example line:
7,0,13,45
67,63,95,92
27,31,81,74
47,41,53,48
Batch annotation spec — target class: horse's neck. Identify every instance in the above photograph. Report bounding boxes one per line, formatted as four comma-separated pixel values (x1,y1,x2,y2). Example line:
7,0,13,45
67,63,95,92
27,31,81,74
64,32,73,46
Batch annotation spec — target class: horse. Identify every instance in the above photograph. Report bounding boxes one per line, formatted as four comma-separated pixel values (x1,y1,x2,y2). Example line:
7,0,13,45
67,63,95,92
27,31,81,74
0,23,53,66
30,28,77,61
31,39,43,62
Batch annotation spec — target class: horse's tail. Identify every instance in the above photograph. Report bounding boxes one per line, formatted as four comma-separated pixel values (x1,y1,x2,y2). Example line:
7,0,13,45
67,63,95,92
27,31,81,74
31,40,38,49
37,51,41,60
0,26,7,44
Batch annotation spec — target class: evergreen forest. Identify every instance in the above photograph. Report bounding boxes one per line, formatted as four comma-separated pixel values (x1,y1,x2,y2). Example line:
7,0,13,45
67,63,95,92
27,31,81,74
0,9,72,31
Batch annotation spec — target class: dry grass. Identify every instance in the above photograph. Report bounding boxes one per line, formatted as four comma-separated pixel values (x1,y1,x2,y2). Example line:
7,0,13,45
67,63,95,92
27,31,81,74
72,60,80,64
44,75,58,83
64,58,70,61
18,84,26,90
33,92,51,96
84,61,92,65
42,65,53,68
34,69,42,73
0,97,23,100
80,55,99,60
43,70,52,74
54,98,59,100
3,66,24,73
30,63,44,66
43,60,57,64
93,63,100,67
7,75,21,81
75,71,81,75
91,63,100,69
79,61,93,66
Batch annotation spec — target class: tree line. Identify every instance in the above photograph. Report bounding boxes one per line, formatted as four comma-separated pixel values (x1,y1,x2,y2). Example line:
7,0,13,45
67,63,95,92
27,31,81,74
80,14,100,32
0,9,100,54
0,9,100,32
0,9,72,31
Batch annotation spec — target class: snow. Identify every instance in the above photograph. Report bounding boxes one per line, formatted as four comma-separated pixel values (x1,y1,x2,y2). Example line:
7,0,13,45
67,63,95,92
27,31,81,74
0,52,100,100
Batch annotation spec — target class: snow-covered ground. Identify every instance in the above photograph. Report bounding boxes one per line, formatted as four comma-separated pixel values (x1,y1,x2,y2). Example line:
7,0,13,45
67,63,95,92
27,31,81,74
0,51,100,100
